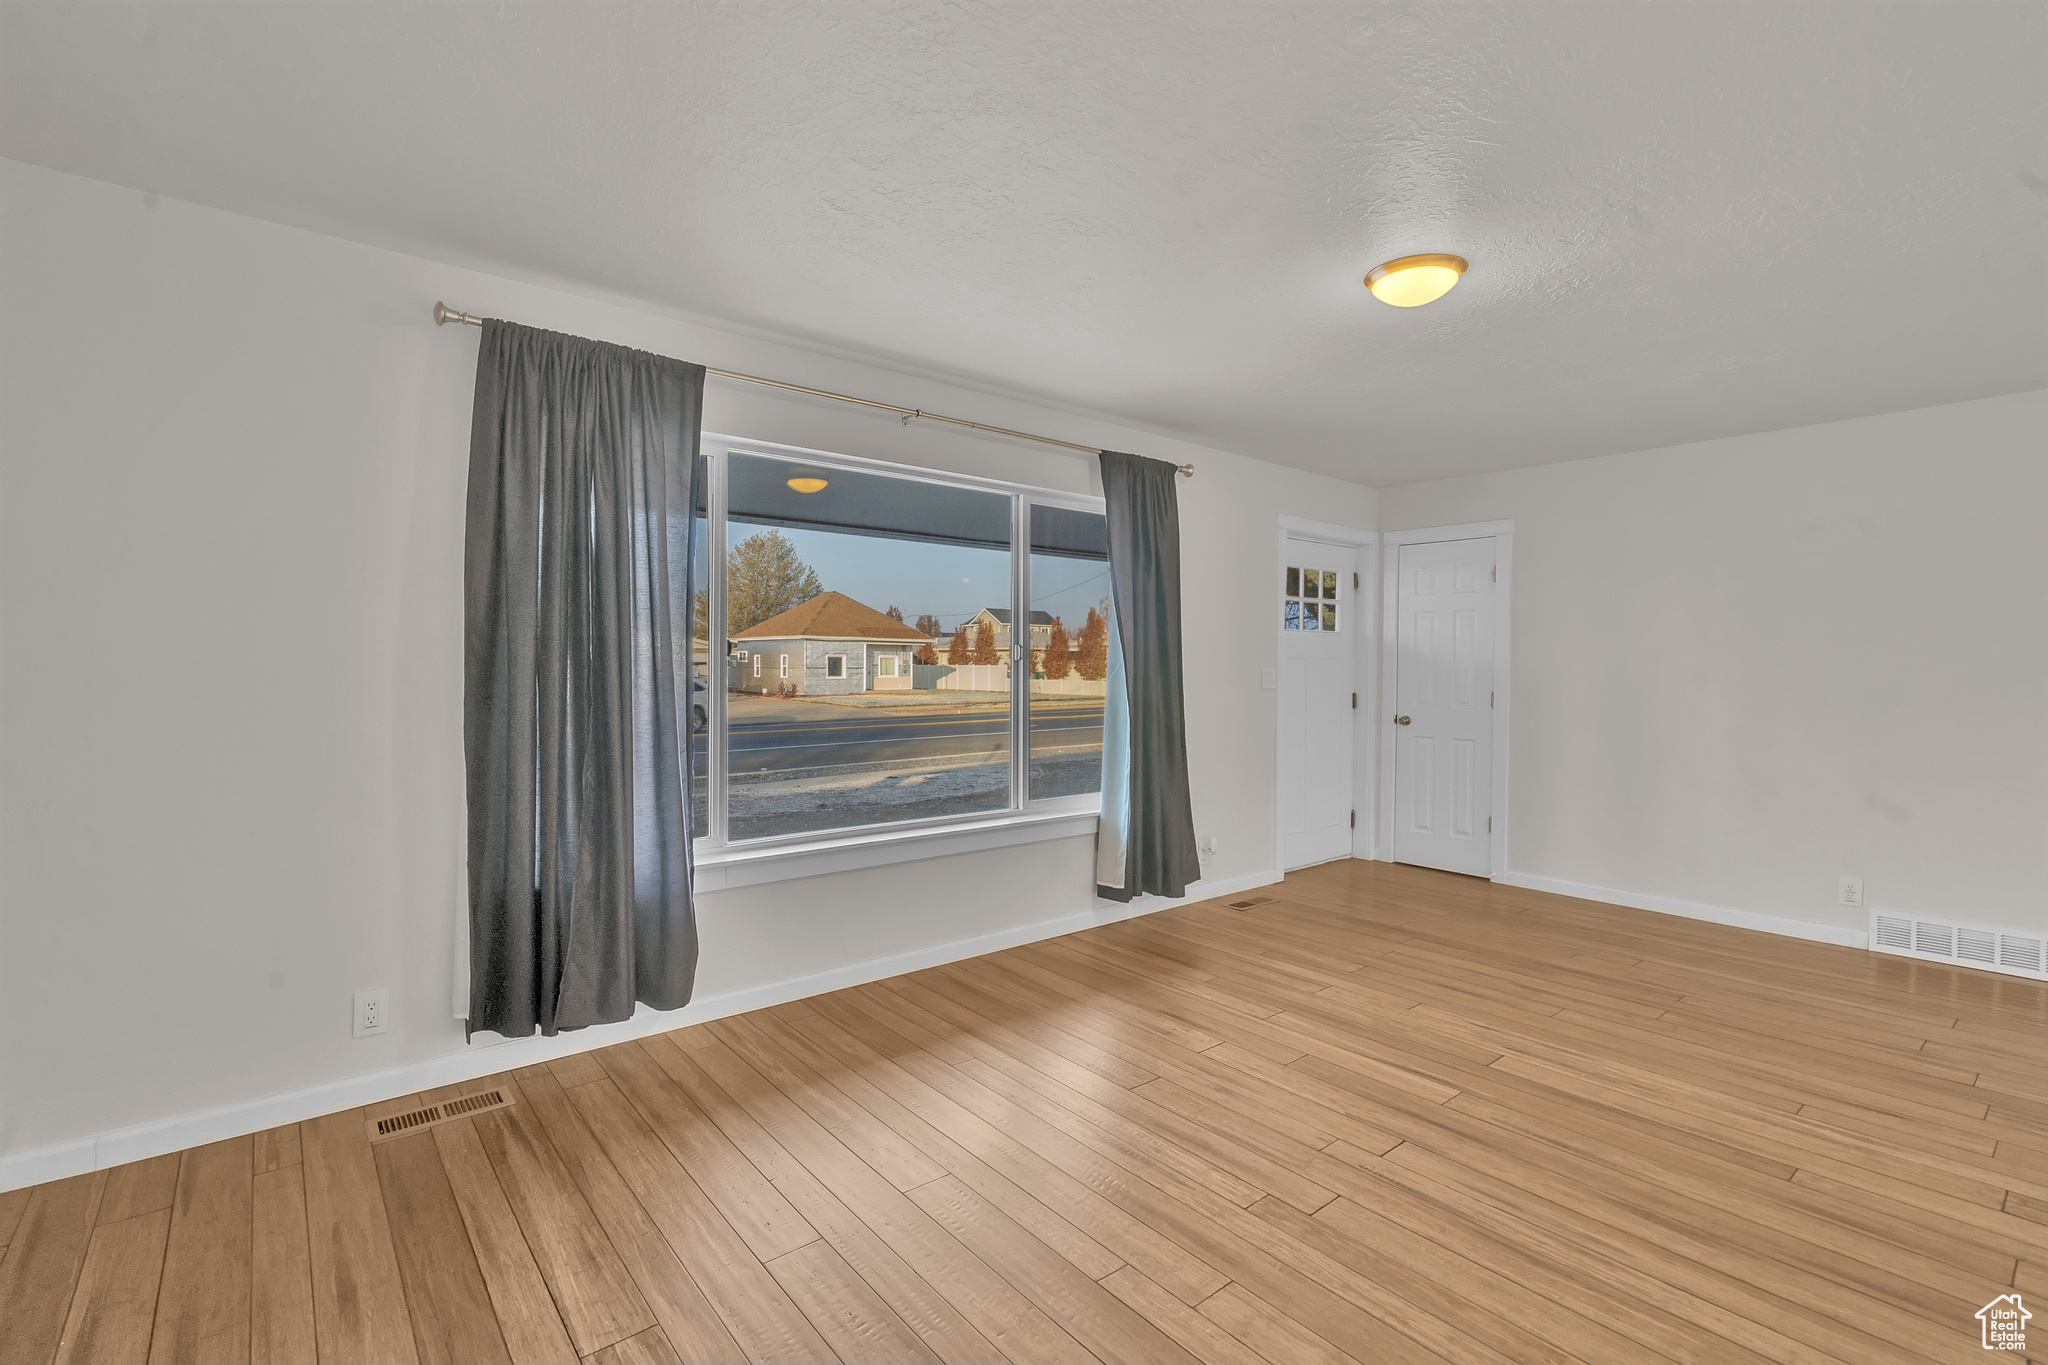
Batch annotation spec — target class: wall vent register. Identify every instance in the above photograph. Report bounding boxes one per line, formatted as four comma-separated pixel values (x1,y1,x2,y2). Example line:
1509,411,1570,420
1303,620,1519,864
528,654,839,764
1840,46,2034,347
366,1088,515,1142
1870,909,2046,982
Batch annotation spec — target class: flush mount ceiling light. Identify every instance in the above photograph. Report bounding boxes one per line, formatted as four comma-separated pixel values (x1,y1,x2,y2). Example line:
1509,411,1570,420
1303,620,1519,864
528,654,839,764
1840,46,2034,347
785,474,829,494
1365,253,1469,308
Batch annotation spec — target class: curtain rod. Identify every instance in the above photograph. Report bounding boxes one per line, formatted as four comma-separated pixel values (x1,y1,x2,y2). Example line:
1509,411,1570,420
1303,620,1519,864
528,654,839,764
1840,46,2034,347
433,302,1193,475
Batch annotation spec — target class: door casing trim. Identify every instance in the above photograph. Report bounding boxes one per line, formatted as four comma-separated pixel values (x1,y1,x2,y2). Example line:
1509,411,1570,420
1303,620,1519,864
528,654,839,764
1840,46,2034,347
1376,520,1514,878
1275,516,1379,873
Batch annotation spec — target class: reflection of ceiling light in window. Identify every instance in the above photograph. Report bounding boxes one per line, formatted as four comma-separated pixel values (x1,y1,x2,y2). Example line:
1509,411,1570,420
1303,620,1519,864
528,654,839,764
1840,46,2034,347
1365,254,1468,307
786,476,828,494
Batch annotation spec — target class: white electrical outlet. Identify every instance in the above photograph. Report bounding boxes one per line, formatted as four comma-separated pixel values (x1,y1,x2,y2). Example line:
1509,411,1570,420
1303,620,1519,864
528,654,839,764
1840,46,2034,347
1838,877,1863,908
1261,666,1277,690
1200,834,1219,856
353,988,389,1038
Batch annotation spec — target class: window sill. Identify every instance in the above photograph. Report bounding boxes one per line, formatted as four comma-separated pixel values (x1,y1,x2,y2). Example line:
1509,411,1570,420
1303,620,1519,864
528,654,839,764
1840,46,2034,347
693,798,1102,891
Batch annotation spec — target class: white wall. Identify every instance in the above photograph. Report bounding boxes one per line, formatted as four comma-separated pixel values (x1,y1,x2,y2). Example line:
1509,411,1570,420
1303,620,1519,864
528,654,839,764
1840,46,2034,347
0,160,1375,1165
1381,391,2047,939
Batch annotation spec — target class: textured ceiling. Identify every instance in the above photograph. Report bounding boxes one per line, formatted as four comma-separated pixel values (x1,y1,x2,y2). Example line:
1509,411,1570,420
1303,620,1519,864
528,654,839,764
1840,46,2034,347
4,1,2042,485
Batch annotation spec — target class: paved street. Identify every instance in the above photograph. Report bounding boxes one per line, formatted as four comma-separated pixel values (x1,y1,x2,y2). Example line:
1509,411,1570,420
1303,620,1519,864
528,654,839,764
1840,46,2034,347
693,696,1104,776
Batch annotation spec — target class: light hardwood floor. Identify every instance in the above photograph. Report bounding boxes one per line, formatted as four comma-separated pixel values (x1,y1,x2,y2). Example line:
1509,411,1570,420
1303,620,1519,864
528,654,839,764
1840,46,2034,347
4,860,2044,1364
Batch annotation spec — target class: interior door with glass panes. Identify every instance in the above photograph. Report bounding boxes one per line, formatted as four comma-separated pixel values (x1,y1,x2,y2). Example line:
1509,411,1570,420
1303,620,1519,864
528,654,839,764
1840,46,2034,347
1278,540,1356,869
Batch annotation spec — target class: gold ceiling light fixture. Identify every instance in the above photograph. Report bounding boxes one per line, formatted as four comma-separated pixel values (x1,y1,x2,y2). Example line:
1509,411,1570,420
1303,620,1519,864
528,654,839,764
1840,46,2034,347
1365,253,1468,308
785,472,829,494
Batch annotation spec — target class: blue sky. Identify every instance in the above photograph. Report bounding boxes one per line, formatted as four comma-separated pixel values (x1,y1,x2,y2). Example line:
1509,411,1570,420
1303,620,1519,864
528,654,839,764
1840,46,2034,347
772,525,1108,633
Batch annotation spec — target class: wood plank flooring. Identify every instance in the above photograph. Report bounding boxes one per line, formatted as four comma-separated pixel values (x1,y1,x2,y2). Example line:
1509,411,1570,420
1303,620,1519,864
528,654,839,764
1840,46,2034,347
4,860,2044,1363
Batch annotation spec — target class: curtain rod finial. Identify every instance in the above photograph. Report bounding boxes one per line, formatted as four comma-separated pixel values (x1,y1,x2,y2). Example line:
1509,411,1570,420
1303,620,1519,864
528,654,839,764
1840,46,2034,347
433,301,483,327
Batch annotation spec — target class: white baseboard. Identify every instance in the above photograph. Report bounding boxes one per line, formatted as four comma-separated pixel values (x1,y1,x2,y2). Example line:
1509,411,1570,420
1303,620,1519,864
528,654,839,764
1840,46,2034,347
0,865,1279,1194
1495,870,1869,950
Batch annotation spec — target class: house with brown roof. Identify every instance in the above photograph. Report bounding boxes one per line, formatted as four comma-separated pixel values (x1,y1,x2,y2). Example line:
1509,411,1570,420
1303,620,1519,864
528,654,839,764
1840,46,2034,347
730,591,928,695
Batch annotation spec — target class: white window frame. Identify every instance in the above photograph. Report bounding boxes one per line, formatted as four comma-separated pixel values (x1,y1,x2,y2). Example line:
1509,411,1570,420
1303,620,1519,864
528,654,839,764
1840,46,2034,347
695,432,1105,889
874,653,898,678
752,655,760,678
779,654,789,679
825,654,845,679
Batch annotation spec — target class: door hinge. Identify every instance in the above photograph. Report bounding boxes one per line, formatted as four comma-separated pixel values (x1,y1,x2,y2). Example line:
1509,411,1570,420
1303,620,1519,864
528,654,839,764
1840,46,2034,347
1492,565,1497,581
1488,816,1493,832
1351,692,1357,709
1490,690,1494,708
1350,810,1356,828
1353,571,1359,589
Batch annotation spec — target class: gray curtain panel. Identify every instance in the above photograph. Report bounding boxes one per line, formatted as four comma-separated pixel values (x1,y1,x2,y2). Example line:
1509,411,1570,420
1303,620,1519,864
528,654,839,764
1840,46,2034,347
465,320,703,1038
1095,450,1201,902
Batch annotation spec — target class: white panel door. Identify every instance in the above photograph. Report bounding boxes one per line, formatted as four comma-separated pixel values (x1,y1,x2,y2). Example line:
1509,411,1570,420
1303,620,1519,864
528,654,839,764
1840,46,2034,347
1393,538,1495,875
1279,540,1356,870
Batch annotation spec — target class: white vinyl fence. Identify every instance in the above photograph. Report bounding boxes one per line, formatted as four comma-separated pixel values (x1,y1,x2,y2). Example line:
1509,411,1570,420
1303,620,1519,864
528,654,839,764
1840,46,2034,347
1030,677,1107,697
910,664,1106,696
912,663,1008,691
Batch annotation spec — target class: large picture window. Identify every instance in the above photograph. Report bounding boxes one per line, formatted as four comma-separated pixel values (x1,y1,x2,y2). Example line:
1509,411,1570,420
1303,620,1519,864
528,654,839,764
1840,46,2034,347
690,437,1106,855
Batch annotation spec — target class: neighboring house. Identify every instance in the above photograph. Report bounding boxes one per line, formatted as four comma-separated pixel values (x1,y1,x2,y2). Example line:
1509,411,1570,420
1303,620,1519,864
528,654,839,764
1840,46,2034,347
967,608,1055,671
731,592,926,695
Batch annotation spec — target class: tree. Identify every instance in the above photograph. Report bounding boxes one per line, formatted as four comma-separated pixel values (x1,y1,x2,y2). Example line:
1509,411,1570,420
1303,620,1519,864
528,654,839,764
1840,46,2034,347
914,613,943,640
1075,607,1109,681
692,529,822,636
914,640,938,665
946,624,970,665
970,617,1000,665
885,605,905,624
1041,617,1072,678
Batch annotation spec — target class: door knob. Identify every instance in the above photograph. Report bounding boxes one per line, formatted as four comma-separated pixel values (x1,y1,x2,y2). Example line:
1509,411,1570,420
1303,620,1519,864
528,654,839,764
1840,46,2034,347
1394,715,1411,725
